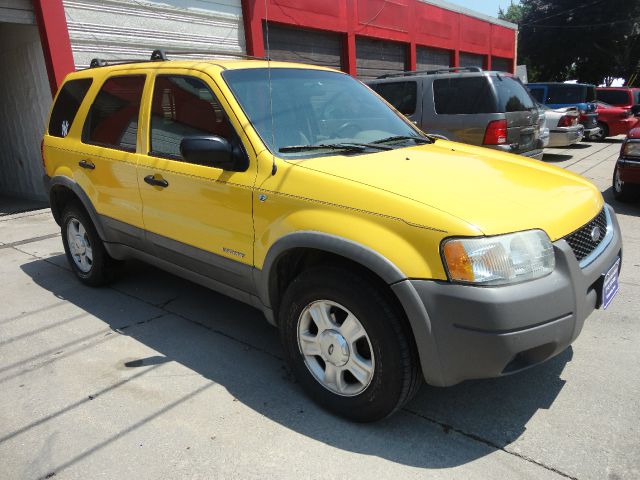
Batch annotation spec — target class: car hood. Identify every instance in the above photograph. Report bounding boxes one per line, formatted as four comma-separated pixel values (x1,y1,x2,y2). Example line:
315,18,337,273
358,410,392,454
291,140,603,240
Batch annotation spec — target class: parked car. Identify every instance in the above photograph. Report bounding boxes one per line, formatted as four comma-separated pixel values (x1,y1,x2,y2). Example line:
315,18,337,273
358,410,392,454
368,67,544,160
527,82,600,139
613,127,640,201
42,53,622,422
537,104,584,147
596,87,640,110
591,101,639,141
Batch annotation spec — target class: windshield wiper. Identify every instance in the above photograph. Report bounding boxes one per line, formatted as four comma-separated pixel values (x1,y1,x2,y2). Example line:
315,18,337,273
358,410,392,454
278,142,391,153
372,135,433,145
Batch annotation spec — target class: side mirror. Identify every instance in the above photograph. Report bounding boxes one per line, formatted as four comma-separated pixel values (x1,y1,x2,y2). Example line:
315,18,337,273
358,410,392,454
180,136,235,170
631,104,640,116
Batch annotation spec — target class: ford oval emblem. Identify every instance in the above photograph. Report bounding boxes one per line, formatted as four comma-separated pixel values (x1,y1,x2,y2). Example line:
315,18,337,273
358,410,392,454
591,226,602,242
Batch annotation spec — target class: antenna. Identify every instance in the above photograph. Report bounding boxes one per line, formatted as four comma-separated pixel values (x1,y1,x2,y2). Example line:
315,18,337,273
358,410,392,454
264,0,277,176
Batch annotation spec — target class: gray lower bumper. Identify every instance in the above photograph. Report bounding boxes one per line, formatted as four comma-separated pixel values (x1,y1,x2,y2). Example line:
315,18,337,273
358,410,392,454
518,148,545,161
393,204,623,387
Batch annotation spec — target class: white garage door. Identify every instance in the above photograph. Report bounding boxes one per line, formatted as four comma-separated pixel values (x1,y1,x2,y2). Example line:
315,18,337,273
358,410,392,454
63,0,245,69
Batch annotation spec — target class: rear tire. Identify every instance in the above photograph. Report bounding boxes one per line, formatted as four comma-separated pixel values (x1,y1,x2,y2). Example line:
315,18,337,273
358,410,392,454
61,202,117,286
279,266,421,422
612,164,639,202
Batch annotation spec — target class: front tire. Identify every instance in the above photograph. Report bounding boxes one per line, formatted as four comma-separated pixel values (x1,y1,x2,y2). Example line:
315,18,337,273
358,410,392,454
592,122,608,142
279,266,421,422
61,203,116,286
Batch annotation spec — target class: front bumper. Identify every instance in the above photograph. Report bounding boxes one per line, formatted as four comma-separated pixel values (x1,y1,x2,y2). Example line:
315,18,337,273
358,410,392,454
394,204,622,386
549,126,584,147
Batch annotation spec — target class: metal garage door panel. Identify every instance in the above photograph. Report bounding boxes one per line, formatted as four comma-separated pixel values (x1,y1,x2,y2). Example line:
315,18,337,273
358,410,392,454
0,0,34,24
416,46,451,71
264,23,342,70
356,37,406,81
492,56,511,73
459,52,485,69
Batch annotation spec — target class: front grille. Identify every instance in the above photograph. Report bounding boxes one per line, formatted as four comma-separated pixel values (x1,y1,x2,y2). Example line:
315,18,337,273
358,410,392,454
564,208,607,262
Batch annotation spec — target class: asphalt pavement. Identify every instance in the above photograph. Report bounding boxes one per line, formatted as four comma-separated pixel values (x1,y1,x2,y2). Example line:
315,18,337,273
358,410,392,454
0,138,638,480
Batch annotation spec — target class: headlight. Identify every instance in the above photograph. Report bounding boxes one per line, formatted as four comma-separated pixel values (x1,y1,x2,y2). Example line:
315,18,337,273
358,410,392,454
622,141,640,158
441,230,555,285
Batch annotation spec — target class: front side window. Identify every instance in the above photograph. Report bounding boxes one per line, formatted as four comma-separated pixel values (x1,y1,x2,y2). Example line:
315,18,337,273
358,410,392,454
433,77,496,114
371,81,418,115
49,78,93,137
150,75,232,160
222,68,422,158
83,75,145,152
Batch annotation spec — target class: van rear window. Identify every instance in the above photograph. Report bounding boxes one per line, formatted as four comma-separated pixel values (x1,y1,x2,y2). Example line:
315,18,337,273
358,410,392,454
597,90,631,105
433,77,496,114
48,79,93,138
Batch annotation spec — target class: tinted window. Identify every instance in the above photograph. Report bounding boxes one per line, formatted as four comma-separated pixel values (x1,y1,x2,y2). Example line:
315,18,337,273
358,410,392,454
49,79,93,137
150,76,232,159
528,87,544,103
634,91,640,105
597,90,631,105
83,76,145,152
493,76,534,112
433,77,496,114
546,85,593,104
371,81,417,115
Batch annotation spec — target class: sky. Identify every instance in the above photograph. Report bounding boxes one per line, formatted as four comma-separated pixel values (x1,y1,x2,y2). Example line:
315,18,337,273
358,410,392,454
445,0,519,18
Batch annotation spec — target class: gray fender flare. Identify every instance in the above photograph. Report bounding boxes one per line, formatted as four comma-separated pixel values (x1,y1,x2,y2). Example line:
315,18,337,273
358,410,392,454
48,176,108,241
256,231,444,385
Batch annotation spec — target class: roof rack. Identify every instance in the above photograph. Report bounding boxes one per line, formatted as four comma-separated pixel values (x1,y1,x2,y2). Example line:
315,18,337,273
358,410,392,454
89,49,266,68
377,66,483,79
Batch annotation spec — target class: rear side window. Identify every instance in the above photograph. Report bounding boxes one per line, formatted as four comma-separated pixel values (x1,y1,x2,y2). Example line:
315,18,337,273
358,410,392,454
371,81,417,115
150,75,233,160
83,75,145,152
493,76,534,112
433,77,496,114
597,90,631,105
48,79,93,137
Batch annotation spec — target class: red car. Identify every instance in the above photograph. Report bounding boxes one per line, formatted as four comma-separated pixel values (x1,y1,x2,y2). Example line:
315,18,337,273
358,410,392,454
590,101,638,141
596,87,640,109
613,127,640,201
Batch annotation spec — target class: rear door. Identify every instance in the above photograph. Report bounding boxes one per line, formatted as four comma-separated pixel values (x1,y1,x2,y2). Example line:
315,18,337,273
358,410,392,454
492,75,539,154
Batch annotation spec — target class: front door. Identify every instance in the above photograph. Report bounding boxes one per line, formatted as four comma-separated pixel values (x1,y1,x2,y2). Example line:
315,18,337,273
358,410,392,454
136,70,256,293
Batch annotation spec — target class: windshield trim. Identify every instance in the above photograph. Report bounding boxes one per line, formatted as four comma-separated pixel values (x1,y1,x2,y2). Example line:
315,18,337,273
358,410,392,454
220,67,427,161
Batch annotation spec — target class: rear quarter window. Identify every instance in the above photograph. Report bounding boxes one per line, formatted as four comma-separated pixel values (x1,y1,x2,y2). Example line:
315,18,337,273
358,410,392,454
433,77,496,114
48,78,93,138
370,81,417,115
493,76,534,112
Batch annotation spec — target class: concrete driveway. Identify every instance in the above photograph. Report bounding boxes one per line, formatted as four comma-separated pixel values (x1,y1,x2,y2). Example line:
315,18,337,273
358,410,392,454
1,138,639,480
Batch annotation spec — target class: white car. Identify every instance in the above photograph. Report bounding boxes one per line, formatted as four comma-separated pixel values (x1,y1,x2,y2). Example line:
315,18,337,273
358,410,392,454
538,104,584,147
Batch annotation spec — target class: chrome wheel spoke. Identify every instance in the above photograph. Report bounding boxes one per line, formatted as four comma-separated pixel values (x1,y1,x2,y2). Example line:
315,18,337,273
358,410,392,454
299,332,321,356
85,244,93,263
340,314,365,343
309,302,335,331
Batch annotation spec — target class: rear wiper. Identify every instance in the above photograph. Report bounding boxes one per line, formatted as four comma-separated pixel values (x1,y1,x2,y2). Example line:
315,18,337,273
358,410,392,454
278,142,391,153
372,135,433,145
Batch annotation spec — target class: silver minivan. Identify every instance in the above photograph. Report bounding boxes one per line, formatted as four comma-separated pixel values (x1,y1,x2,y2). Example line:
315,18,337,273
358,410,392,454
368,67,544,159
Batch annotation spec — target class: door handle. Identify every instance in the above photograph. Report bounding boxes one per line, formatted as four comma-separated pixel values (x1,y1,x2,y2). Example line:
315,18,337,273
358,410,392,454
78,159,95,170
144,175,169,188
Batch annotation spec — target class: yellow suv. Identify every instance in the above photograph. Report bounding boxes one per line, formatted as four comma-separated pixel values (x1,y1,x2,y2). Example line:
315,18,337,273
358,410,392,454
43,52,622,422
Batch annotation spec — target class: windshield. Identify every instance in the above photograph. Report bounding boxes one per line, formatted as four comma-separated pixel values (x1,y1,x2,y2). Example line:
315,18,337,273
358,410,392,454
222,68,424,157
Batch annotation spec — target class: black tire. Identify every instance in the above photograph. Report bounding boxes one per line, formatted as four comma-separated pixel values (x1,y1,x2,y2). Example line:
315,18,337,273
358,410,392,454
279,266,421,422
593,122,608,142
612,164,639,202
61,202,117,286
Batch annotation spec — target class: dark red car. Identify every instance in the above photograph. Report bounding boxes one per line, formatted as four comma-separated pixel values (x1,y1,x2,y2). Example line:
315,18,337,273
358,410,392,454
591,101,638,141
613,127,640,201
596,87,640,109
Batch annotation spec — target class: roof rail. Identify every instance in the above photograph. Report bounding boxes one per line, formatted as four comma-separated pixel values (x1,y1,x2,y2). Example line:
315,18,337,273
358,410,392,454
88,49,266,68
377,66,483,79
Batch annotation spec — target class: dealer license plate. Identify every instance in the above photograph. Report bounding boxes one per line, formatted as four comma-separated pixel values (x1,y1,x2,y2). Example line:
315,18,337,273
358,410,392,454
602,258,620,310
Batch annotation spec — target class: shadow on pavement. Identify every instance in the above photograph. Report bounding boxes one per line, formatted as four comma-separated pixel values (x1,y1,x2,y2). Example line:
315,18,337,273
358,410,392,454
603,187,640,217
542,153,574,162
20,256,571,469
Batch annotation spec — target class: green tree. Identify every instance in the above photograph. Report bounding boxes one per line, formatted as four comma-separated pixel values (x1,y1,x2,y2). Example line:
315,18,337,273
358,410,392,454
498,1,524,24
515,0,640,85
